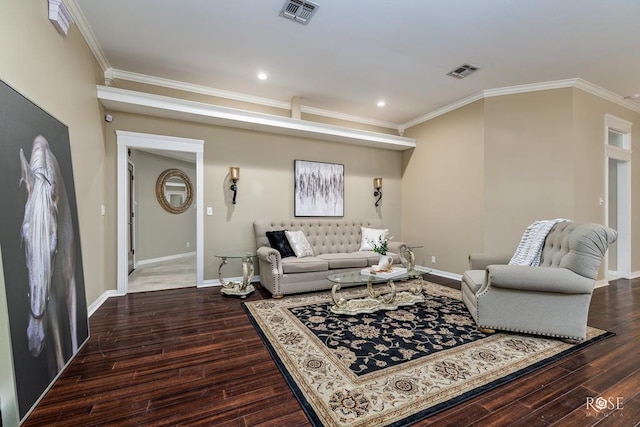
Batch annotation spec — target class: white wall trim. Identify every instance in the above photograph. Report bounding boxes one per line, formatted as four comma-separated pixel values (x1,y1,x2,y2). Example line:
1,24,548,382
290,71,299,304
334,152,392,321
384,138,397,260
201,275,262,287
416,266,462,281
108,69,401,131
402,78,640,130
100,87,416,151
111,69,290,110
116,131,204,295
64,0,110,72
136,252,196,267
88,290,119,316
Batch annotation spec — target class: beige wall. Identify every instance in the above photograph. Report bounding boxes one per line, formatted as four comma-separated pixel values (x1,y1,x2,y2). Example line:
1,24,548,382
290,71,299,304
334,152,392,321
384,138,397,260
404,88,640,275
572,89,640,272
129,150,197,261
105,112,404,278
483,89,575,253
402,101,486,273
0,2,105,422
0,3,106,305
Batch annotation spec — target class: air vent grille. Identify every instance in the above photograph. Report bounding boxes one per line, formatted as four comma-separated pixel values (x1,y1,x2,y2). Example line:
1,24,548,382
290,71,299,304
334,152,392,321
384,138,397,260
280,0,319,25
447,64,480,79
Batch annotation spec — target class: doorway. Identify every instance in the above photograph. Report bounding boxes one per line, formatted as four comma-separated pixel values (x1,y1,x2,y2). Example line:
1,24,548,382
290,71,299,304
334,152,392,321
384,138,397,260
116,131,204,295
604,114,632,280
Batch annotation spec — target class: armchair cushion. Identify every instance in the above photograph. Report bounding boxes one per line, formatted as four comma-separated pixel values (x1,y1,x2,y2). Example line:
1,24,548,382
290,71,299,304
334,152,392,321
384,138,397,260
485,265,594,294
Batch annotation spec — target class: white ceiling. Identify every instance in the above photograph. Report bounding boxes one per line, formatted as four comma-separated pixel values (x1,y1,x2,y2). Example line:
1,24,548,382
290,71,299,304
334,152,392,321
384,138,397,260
74,0,640,126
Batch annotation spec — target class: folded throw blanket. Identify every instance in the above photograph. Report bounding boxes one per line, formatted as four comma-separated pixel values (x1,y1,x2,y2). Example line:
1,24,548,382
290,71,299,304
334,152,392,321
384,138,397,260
509,219,571,266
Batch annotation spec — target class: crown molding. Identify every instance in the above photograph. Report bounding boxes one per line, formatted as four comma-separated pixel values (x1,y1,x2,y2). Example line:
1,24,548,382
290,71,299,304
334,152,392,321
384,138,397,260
64,0,110,71
110,69,290,110
300,105,400,131
403,78,640,130
97,86,416,151
108,69,402,131
401,92,485,130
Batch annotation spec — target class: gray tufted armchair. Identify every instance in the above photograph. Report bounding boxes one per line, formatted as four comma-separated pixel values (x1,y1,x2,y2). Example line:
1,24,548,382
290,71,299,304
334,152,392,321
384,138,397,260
461,222,617,341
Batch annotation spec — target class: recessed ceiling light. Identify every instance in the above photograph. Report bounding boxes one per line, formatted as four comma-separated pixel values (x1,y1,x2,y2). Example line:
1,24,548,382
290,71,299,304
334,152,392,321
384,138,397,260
377,100,386,107
257,72,268,81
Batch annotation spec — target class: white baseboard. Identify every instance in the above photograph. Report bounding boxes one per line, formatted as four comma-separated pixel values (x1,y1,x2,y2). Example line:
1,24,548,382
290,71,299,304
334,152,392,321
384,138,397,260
88,290,120,317
416,265,462,281
136,251,196,267
200,275,262,288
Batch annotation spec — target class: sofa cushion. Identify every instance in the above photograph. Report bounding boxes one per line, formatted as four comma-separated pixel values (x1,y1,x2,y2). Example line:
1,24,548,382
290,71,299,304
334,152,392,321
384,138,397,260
462,270,485,294
266,230,296,258
281,256,329,274
317,252,369,269
285,230,314,258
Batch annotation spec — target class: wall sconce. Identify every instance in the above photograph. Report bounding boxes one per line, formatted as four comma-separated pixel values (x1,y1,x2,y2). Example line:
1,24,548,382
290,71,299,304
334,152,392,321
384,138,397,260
230,166,240,204
373,177,382,207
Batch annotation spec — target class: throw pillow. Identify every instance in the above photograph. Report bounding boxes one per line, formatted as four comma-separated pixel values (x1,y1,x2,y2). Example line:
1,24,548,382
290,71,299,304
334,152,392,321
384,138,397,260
266,230,296,258
359,226,389,251
285,230,314,258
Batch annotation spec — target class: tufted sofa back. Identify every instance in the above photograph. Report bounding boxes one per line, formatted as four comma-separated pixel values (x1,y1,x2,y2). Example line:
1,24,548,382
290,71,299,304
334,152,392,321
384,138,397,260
540,222,617,279
254,219,382,255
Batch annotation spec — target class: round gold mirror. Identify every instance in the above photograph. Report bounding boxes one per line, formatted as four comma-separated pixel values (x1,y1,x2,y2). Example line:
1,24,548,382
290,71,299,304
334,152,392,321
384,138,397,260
156,168,193,214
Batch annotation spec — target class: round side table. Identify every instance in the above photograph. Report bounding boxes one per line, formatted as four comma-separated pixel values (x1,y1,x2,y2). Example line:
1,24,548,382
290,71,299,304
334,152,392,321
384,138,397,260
215,252,256,298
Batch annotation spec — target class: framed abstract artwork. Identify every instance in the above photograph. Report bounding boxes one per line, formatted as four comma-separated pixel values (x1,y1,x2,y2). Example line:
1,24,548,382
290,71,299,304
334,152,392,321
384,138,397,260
294,160,344,217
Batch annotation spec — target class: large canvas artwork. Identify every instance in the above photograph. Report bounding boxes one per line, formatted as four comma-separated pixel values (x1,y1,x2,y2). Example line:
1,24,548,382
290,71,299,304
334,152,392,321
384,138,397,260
0,80,89,421
294,160,344,217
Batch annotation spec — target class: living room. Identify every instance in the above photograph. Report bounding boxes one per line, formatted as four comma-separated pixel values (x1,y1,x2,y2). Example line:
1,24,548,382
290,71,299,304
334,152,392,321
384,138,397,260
1,1,639,426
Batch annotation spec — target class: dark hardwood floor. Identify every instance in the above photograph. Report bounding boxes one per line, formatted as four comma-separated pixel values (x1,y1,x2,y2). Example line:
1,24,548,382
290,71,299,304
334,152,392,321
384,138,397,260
22,275,640,427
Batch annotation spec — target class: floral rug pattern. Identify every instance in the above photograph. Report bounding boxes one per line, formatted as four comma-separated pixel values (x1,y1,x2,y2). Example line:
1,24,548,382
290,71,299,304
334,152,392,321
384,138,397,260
290,293,486,376
244,281,609,427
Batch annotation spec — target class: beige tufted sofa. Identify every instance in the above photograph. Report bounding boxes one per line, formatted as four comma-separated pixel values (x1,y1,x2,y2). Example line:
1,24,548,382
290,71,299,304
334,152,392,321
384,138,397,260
254,219,407,297
462,222,617,341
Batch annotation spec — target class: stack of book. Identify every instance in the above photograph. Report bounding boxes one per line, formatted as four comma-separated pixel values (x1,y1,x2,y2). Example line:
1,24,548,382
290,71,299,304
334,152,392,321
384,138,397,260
361,266,407,279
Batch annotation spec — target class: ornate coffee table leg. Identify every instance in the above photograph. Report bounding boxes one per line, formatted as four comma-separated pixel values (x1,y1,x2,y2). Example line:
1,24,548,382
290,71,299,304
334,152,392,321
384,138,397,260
382,279,397,304
366,278,396,304
331,283,347,308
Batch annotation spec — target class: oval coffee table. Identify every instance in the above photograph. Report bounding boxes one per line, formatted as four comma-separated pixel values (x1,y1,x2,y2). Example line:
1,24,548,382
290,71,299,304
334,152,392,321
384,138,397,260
327,268,426,315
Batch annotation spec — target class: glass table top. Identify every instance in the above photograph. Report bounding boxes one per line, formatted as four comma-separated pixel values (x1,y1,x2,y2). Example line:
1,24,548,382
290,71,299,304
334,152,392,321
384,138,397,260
215,251,256,259
327,269,424,285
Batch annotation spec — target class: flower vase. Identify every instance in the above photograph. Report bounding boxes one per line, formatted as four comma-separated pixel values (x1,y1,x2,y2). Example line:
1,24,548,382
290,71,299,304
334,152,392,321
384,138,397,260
377,254,393,271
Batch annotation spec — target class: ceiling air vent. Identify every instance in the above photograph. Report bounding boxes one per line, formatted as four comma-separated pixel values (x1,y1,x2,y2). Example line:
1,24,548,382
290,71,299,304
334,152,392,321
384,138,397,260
447,64,480,79
279,0,320,25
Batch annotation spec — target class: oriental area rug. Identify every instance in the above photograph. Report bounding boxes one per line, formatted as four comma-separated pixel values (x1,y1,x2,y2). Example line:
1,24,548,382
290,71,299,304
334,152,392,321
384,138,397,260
243,281,612,427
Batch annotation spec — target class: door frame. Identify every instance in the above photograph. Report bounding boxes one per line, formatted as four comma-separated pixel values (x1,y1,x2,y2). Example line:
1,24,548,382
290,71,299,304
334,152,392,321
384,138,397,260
127,159,136,273
116,131,204,295
604,114,632,280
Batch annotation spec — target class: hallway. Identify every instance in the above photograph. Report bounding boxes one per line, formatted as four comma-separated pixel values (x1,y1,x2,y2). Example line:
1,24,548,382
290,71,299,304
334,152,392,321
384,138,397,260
128,254,196,293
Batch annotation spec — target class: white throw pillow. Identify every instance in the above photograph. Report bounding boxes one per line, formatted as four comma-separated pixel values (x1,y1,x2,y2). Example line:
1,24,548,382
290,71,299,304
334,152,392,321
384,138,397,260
359,227,388,251
285,230,314,258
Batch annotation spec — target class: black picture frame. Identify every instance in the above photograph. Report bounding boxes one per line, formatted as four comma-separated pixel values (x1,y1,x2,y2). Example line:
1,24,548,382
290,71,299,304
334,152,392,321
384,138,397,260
0,80,89,421
294,160,344,217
